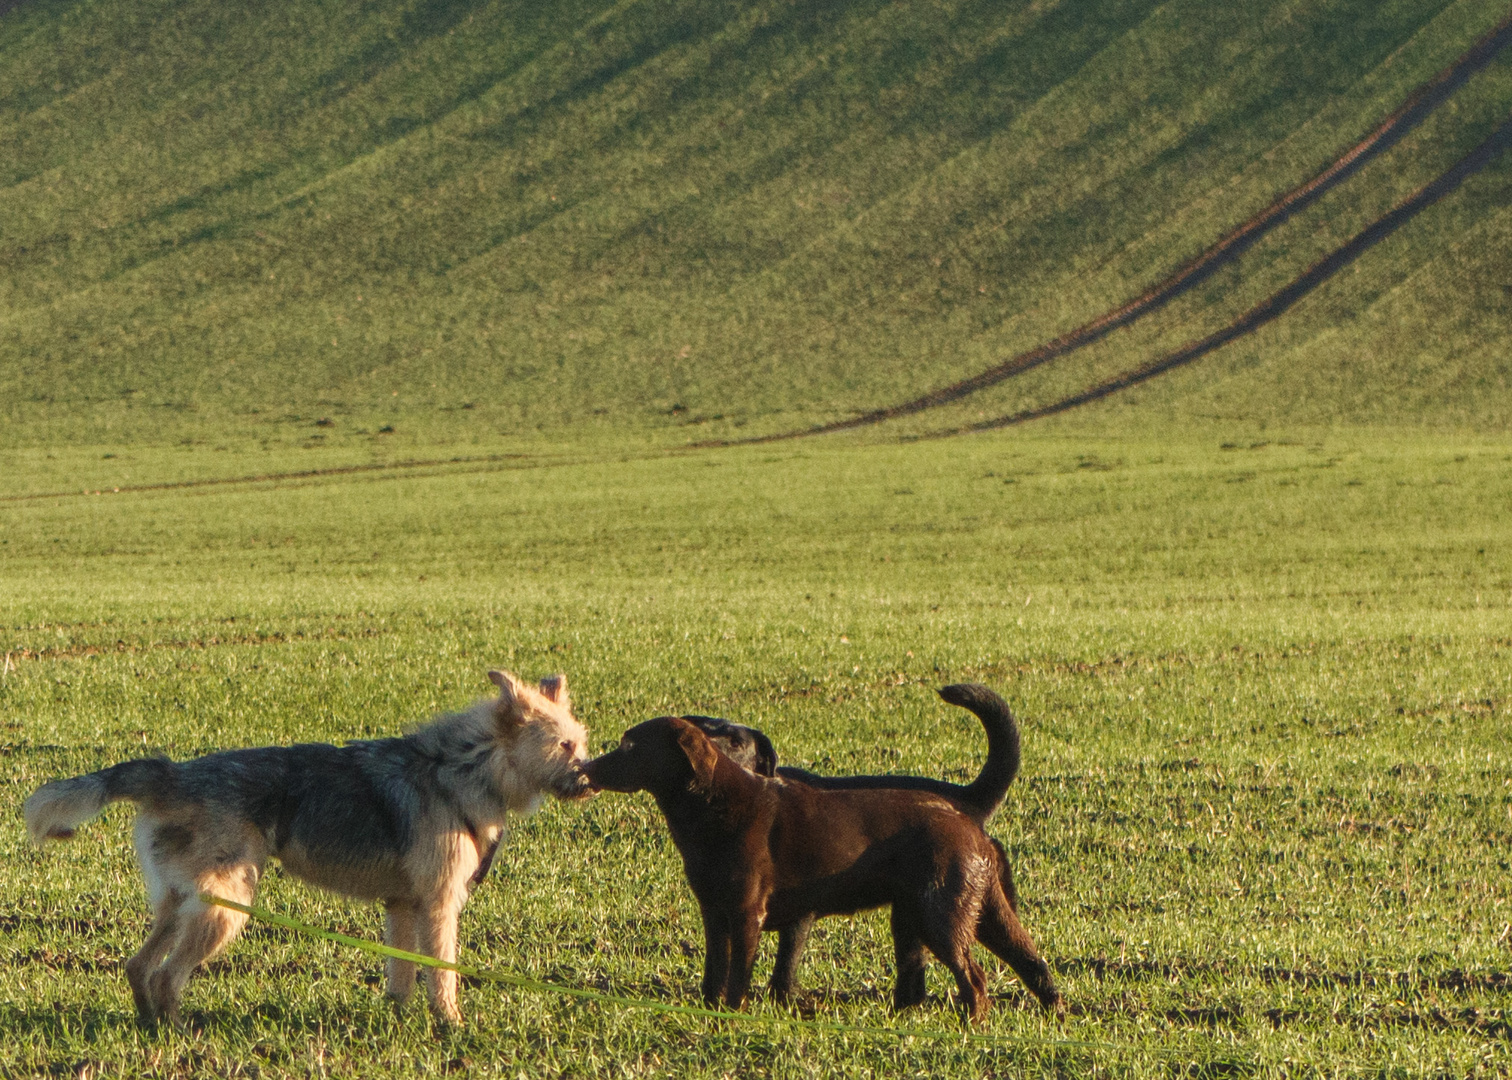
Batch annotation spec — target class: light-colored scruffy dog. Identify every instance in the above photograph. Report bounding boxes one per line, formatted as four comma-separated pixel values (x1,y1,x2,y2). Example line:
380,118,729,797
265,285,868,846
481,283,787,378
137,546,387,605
24,669,590,1028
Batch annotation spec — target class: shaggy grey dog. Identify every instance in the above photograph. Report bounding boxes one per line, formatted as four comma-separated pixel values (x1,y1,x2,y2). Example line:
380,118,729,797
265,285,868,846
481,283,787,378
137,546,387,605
25,670,591,1027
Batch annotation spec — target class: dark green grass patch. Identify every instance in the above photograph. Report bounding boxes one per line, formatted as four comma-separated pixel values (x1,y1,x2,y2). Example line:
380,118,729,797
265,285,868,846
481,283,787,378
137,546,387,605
3,0,1512,446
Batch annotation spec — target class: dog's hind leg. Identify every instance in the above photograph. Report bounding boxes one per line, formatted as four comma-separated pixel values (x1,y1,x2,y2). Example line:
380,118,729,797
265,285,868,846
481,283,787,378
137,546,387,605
989,838,1019,912
383,901,419,1006
126,891,183,1025
976,880,1063,1013
889,904,929,1010
921,927,989,1023
148,864,258,1029
918,862,991,1022
769,916,812,1004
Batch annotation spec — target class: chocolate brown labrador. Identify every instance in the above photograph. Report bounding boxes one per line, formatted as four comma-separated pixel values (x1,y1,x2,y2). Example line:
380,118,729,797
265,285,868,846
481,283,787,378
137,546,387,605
585,715,1062,1021
682,683,1037,1003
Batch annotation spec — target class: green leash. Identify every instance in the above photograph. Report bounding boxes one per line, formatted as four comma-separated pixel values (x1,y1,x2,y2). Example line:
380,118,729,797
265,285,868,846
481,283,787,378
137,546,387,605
200,893,1137,1055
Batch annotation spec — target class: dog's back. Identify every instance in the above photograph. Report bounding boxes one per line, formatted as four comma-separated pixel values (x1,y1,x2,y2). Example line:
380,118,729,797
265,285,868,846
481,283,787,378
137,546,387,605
28,741,417,860
688,683,1020,825
761,783,996,923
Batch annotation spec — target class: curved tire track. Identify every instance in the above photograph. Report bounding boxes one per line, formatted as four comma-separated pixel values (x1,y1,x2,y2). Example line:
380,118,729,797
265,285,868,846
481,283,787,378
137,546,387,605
729,11,1512,445
946,112,1512,435
0,453,530,504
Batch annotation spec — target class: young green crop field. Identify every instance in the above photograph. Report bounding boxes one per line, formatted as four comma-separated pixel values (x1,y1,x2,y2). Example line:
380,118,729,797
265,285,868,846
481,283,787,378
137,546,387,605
6,0,1512,1075
4,0,1512,449
2,424,1509,1078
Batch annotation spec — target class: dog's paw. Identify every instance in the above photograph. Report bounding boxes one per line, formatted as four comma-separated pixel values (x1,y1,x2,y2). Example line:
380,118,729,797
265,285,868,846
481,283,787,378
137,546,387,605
428,1006,466,1029
162,1005,201,1034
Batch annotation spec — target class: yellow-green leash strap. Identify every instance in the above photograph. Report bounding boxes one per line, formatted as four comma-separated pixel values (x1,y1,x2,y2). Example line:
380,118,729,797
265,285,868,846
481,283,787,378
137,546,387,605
201,893,1141,1055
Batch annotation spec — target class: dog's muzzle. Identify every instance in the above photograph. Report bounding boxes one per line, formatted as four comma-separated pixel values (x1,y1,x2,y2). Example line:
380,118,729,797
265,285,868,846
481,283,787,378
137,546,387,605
556,768,596,800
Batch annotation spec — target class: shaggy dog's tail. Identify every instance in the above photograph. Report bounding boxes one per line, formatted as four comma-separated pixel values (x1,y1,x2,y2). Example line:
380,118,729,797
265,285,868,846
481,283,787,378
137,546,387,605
939,683,1021,825
24,758,173,844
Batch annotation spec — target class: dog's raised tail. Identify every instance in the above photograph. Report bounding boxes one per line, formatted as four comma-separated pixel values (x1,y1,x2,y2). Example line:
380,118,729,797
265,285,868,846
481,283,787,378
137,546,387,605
24,758,173,845
937,683,1020,826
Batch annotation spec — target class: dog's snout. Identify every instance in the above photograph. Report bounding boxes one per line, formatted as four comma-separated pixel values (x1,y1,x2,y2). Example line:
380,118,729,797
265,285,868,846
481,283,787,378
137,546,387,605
581,754,618,792
558,765,596,800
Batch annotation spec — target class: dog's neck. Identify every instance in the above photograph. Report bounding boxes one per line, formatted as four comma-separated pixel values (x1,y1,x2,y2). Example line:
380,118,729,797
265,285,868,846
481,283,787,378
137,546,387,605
649,757,766,846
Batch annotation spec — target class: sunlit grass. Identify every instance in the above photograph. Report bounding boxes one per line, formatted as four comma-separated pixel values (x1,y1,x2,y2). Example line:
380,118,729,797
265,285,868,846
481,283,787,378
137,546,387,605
2,426,1509,1076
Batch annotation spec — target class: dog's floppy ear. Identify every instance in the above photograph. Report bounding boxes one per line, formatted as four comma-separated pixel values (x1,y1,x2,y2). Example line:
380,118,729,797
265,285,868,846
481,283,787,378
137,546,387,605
671,718,720,791
749,728,778,778
538,673,570,708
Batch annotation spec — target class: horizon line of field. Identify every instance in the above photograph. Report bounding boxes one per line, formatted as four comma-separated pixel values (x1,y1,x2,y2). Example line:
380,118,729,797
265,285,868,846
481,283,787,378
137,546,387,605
707,10,1512,446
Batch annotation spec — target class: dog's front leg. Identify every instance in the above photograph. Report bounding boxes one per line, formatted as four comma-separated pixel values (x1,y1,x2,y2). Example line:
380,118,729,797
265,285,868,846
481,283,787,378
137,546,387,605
723,910,763,1009
416,900,465,1024
698,904,732,1007
384,901,418,1006
769,916,812,1004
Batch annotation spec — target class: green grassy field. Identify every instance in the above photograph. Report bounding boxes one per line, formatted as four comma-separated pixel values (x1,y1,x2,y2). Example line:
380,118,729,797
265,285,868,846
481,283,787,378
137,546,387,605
3,426,1510,1077
3,0,1512,449
6,0,1512,1075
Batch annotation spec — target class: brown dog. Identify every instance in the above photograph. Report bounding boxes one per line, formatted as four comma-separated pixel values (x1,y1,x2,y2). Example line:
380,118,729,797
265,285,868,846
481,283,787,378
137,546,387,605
683,683,1031,1002
584,716,1062,1020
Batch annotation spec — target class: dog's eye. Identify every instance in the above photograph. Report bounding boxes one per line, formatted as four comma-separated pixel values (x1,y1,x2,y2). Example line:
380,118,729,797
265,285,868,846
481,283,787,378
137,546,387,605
560,740,574,754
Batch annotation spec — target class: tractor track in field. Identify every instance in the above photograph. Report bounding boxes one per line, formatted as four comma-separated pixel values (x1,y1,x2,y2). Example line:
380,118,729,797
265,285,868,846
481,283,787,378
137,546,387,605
0,453,540,504
2,626,390,664
939,111,1512,436
703,11,1512,447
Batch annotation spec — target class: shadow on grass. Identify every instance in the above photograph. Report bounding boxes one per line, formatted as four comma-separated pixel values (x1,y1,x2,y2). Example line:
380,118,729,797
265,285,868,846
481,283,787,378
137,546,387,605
1057,954,1512,993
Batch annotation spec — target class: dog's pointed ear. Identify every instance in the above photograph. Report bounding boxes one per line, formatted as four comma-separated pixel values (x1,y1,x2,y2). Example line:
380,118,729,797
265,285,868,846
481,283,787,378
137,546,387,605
489,669,526,730
538,673,570,708
488,669,521,699
672,718,720,791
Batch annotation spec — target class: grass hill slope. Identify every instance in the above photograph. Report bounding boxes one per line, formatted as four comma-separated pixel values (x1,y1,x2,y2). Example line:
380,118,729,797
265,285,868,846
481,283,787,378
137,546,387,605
1,0,1511,451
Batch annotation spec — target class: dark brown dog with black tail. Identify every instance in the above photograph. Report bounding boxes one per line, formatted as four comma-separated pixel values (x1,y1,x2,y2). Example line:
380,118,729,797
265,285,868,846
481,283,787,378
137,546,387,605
682,683,1037,1004
584,694,1061,1021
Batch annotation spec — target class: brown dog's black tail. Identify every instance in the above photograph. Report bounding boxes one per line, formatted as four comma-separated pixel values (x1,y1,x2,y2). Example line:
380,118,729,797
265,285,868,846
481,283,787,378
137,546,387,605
937,683,1020,826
